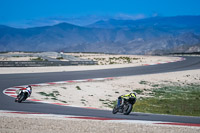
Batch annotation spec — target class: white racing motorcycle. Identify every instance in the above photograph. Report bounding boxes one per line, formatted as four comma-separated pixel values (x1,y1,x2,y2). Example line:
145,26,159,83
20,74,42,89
15,86,32,103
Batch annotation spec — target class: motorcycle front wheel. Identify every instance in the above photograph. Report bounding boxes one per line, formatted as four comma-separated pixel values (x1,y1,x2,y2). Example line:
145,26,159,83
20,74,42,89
123,103,133,115
112,105,118,114
18,93,25,103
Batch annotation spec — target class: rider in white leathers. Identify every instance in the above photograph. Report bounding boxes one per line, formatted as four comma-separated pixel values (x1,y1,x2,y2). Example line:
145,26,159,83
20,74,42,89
15,85,32,102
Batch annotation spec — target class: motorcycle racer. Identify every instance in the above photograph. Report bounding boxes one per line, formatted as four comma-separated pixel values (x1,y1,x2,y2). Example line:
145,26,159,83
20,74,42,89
15,85,32,102
117,92,136,108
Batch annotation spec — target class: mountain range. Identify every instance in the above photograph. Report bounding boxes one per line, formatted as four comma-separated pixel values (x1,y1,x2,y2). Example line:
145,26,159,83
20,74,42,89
0,15,200,54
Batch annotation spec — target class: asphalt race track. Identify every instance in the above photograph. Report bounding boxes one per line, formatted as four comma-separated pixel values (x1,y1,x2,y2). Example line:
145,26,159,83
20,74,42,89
0,56,200,124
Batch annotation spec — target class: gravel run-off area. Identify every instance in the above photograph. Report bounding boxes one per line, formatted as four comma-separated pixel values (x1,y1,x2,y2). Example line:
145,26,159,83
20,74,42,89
0,113,200,133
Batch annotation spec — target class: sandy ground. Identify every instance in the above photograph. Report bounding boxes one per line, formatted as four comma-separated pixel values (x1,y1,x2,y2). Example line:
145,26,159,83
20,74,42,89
0,56,39,61
31,69,200,110
0,55,180,74
0,113,199,133
66,53,179,65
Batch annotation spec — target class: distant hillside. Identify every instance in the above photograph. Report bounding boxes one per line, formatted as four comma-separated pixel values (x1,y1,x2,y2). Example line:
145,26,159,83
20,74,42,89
0,16,200,54
88,16,200,29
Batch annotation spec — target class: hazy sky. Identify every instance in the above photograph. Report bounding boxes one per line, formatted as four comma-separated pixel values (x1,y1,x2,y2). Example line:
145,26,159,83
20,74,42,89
1,0,200,26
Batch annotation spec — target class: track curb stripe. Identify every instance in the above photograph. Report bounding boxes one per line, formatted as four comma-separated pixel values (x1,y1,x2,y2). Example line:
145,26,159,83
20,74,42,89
156,122,200,127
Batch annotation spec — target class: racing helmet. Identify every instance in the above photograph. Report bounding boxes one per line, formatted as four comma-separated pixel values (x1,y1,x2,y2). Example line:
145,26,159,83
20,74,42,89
130,92,136,97
27,85,32,90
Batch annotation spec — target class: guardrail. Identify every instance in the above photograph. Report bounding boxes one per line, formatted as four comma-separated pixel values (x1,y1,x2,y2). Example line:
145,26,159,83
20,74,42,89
0,61,98,67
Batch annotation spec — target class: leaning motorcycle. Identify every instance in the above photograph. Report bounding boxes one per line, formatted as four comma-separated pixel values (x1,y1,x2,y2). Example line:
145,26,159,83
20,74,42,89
15,89,28,103
112,97,135,115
